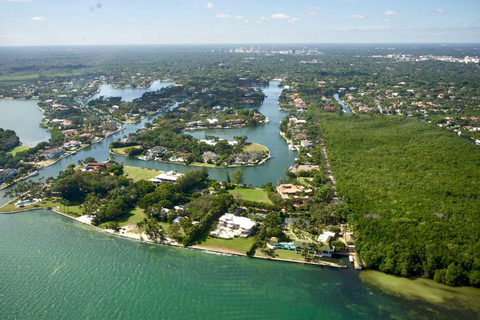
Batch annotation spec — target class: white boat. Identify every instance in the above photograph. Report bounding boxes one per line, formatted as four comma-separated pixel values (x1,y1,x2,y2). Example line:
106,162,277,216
30,171,40,176
349,255,354,263
288,144,295,151
265,117,269,123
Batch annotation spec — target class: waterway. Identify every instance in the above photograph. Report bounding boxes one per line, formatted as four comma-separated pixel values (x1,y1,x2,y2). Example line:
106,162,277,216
0,81,295,205
334,93,353,114
0,99,50,146
1,209,476,320
1,82,479,319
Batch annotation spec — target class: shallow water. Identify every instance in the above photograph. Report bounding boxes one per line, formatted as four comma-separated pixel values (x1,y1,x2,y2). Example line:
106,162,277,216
1,209,477,320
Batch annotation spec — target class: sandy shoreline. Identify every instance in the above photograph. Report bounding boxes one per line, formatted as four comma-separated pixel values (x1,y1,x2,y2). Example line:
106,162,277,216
1,205,346,269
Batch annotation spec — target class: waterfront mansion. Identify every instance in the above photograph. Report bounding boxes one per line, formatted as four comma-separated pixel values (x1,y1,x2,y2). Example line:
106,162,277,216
210,213,256,239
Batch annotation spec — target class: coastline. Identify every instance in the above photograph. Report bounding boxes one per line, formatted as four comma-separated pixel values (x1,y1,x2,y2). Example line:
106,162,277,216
0,203,345,269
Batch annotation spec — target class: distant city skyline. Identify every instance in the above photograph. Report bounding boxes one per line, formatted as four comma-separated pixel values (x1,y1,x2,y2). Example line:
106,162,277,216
1,0,479,46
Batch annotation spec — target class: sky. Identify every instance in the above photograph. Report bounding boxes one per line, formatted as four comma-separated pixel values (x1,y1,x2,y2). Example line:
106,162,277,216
0,0,479,46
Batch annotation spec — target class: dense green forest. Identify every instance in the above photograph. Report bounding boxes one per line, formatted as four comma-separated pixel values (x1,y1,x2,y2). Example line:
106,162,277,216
315,112,480,286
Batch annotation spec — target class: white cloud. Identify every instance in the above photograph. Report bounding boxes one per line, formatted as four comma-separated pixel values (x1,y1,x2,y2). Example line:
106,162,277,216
288,17,301,23
199,32,208,36
306,6,320,10
234,15,243,19
271,13,289,19
207,2,214,8
260,16,269,20
433,8,445,14
383,10,398,17
30,16,46,21
243,19,251,24
349,14,365,19
125,18,134,21
305,12,318,16
216,13,230,18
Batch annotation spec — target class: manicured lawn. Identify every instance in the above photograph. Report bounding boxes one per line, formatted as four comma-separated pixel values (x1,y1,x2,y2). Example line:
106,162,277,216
197,237,254,254
111,146,141,156
242,142,269,153
123,165,160,181
118,207,147,227
258,248,303,261
6,145,30,156
228,186,273,204
0,198,81,217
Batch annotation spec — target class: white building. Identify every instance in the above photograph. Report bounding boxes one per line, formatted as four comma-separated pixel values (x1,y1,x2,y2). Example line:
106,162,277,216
210,214,256,239
149,171,183,184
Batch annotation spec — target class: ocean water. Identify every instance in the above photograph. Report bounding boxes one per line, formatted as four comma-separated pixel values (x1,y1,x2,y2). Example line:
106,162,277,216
1,209,473,320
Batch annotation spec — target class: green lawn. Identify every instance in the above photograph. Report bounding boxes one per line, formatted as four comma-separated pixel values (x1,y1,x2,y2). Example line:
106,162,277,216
228,186,273,204
0,198,81,217
242,142,269,153
123,165,160,181
119,207,147,227
259,248,303,261
6,145,30,156
197,237,254,254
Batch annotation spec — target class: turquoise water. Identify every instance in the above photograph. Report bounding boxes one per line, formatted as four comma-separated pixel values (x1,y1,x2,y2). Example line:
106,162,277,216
0,209,474,319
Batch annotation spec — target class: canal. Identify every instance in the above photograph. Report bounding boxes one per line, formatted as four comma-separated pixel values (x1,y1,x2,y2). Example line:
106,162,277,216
0,80,295,205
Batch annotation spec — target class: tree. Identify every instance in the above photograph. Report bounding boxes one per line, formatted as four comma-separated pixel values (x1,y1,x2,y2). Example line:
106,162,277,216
167,224,181,240
231,170,244,185
138,217,164,242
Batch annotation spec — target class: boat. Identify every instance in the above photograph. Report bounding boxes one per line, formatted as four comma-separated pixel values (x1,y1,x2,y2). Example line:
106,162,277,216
349,255,354,263
288,144,295,151
30,171,40,177
265,117,269,123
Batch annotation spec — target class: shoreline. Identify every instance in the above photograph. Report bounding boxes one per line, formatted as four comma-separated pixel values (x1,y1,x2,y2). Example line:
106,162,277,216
109,143,271,169
0,126,125,191
0,204,345,269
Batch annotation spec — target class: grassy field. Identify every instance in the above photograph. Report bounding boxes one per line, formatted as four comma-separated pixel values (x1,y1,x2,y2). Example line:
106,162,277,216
360,270,480,315
110,147,132,156
118,207,147,227
228,186,273,204
0,198,82,216
6,145,30,156
123,165,161,181
196,237,254,254
242,142,269,153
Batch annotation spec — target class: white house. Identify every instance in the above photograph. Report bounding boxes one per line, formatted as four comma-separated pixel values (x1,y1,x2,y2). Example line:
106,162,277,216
149,171,183,184
210,213,256,239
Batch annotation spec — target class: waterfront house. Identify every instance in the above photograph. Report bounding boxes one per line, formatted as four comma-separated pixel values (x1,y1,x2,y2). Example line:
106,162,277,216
147,146,168,157
289,164,320,174
121,135,137,144
0,169,18,183
149,171,183,185
316,231,336,257
210,213,256,238
202,151,218,162
42,148,65,159
83,162,111,174
63,140,81,150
